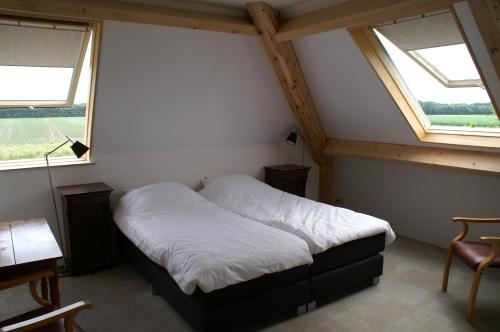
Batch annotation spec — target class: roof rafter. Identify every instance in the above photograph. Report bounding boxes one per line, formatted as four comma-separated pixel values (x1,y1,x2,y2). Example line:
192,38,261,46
324,138,500,176
275,0,462,42
0,0,258,36
247,2,333,203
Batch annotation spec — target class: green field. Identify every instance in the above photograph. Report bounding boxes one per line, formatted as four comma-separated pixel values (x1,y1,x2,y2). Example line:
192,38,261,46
1,113,499,162
0,117,85,161
427,114,500,128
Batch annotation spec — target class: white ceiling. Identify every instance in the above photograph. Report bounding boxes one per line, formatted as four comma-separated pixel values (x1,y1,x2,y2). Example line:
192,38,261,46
124,0,349,18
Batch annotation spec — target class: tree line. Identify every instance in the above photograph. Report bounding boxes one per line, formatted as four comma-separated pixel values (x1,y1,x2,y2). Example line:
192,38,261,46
0,104,86,118
0,101,494,118
419,101,494,115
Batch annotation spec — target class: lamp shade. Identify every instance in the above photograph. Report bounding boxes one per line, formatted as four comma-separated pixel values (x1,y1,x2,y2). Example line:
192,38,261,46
286,131,298,145
70,140,89,158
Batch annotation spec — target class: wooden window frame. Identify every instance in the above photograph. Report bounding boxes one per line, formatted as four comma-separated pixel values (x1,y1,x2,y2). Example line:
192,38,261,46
350,6,500,149
0,17,101,171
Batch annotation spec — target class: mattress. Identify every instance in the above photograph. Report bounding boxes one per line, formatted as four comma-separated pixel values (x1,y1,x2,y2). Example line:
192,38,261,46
114,181,312,295
199,175,396,254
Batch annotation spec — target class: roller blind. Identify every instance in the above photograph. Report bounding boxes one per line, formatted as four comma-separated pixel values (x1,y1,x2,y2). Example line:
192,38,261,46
375,11,463,51
0,17,91,106
0,19,89,68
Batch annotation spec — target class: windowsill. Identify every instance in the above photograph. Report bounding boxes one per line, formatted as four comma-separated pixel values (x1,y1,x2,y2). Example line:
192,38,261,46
0,157,95,172
426,126,500,136
419,131,500,149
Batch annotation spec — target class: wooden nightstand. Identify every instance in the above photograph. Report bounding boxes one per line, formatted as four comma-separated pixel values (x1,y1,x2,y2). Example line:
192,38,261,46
264,164,310,197
57,182,113,274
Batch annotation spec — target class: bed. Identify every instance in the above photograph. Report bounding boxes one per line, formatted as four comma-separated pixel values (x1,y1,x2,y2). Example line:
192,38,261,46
199,175,396,304
114,181,313,331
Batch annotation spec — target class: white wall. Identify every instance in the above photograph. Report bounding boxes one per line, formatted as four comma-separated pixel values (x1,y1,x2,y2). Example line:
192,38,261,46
333,157,500,248
292,2,500,247
0,21,319,243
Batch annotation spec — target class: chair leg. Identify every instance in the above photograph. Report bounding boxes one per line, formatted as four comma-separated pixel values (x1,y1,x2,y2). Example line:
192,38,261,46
466,267,484,324
442,247,454,291
465,243,499,324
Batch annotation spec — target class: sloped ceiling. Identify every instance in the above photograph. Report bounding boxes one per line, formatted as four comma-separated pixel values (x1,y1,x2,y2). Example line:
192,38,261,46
293,28,419,145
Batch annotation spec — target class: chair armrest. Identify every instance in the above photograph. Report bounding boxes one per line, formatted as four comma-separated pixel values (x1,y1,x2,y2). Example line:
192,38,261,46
450,218,500,242
480,236,500,245
453,217,500,223
478,237,500,269
1,300,92,332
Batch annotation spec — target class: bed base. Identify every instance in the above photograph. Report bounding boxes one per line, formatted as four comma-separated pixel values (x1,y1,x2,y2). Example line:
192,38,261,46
118,230,385,330
118,231,309,331
310,254,384,304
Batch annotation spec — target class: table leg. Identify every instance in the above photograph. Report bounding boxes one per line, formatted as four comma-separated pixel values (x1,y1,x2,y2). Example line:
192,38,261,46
41,277,48,301
48,260,61,306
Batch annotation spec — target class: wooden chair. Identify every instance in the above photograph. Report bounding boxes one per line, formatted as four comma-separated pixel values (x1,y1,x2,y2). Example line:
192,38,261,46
442,217,500,323
0,270,92,332
0,301,92,332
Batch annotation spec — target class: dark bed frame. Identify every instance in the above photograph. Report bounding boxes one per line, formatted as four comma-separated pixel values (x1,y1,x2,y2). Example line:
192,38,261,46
117,229,385,331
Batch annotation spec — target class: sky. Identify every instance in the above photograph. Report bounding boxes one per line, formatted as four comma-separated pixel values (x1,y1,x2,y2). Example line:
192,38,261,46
375,30,491,104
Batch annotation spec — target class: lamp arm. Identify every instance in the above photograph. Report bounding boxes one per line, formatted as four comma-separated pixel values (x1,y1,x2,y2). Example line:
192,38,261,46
45,155,67,271
44,139,71,157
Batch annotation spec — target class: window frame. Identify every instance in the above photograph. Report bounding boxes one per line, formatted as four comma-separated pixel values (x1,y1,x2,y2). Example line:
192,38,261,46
349,6,500,149
0,17,101,170
406,49,482,88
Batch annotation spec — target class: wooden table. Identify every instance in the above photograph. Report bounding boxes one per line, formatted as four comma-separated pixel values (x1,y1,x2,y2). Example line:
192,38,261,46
0,218,62,306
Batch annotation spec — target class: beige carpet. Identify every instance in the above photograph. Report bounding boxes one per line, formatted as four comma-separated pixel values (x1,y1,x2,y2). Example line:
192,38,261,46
1,236,499,331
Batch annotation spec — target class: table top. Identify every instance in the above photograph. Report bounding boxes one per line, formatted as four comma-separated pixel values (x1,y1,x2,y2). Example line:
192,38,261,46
57,182,113,196
0,218,62,268
264,164,311,171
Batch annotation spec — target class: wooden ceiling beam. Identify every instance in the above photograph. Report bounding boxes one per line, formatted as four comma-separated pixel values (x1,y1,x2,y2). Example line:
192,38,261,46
0,0,258,36
324,138,500,176
275,0,461,42
247,2,333,203
468,0,500,82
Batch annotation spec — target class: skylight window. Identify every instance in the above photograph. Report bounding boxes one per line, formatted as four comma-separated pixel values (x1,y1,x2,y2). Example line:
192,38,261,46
0,18,90,107
350,8,500,148
0,17,100,169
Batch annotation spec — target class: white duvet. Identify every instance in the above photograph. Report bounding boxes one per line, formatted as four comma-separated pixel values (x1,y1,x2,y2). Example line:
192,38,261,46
200,175,396,255
114,182,312,295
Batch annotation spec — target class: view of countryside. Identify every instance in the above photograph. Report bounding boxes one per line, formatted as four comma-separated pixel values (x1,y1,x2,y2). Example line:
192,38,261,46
1,101,499,162
0,104,86,161
420,101,500,128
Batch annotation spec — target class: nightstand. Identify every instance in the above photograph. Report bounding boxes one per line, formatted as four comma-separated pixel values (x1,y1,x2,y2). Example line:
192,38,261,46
57,182,113,274
264,164,310,197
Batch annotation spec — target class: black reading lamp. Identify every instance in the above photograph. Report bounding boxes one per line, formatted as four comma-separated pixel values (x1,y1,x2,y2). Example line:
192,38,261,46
286,130,306,166
45,136,89,272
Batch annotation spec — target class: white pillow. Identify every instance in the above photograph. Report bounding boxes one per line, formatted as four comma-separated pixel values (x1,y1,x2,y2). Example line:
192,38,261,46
117,181,209,217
